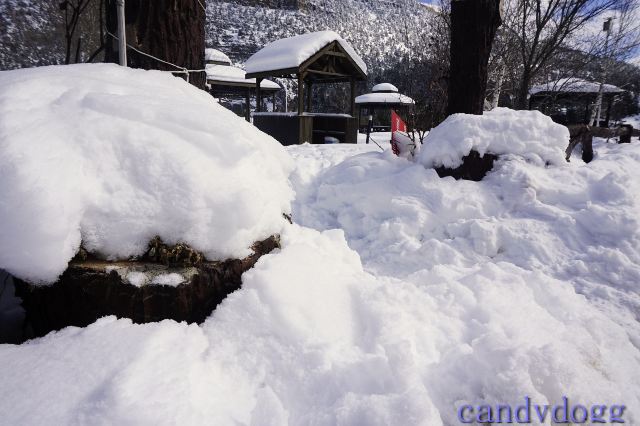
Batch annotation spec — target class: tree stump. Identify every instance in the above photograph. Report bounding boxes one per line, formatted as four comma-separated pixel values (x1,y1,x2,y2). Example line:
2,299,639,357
14,236,280,340
435,150,497,181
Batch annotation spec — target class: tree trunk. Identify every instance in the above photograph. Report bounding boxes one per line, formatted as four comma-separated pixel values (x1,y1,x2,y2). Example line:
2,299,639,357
515,69,532,110
446,0,502,116
104,0,206,90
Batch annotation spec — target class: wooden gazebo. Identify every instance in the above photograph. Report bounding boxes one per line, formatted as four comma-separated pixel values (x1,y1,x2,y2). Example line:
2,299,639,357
204,48,281,121
206,64,280,121
355,83,414,143
529,78,624,127
245,31,368,145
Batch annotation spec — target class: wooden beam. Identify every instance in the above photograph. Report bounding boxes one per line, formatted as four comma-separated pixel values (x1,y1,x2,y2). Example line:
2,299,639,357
246,67,300,80
323,51,347,58
306,69,350,78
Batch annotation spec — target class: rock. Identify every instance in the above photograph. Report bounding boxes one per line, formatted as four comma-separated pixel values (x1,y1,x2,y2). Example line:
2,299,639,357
14,236,280,340
435,150,497,181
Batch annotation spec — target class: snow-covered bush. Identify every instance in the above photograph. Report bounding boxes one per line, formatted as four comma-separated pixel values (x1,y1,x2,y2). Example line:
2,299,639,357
0,64,294,284
417,108,570,169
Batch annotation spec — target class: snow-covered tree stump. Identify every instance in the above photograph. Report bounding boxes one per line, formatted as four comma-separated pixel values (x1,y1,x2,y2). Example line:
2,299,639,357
14,236,280,339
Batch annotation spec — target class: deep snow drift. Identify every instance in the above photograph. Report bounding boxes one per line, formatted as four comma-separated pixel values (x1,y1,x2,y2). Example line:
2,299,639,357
0,64,294,283
0,65,639,425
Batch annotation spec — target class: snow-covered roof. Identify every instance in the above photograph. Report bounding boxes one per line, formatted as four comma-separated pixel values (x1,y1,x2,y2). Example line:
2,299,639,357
530,78,624,95
372,83,398,93
206,64,280,90
205,48,231,65
245,31,367,76
355,92,414,106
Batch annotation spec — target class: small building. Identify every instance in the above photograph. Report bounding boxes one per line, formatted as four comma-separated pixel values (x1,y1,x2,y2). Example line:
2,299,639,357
205,48,281,121
529,78,624,127
356,83,414,135
245,31,367,145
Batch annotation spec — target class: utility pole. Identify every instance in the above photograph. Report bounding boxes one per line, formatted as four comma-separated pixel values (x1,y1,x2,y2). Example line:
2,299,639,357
590,17,614,127
116,0,127,66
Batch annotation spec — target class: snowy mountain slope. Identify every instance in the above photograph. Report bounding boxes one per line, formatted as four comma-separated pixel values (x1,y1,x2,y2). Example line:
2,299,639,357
206,0,435,78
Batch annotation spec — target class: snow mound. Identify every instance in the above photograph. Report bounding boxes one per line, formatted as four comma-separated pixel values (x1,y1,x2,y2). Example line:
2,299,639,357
0,64,294,284
418,108,569,169
0,225,638,425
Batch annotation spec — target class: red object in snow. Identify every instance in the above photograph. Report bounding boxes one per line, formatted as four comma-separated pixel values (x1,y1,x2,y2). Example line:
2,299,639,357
390,110,408,156
391,110,407,133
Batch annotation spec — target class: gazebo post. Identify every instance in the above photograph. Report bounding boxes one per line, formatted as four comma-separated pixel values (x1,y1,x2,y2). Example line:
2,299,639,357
366,107,373,145
245,88,251,122
256,78,263,112
350,77,356,116
272,93,276,112
605,95,613,128
584,98,590,124
297,73,304,115
306,81,313,113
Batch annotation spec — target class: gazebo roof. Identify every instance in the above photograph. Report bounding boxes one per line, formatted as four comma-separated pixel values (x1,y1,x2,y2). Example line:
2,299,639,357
206,65,280,91
205,48,232,66
245,31,367,82
356,83,414,106
372,83,398,93
530,78,623,95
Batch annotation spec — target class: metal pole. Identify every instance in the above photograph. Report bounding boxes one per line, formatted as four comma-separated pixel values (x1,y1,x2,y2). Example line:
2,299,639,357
116,0,127,67
366,113,373,144
590,17,613,127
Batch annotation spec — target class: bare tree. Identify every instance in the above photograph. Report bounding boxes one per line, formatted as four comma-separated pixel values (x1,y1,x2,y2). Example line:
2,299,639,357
60,0,93,64
506,0,621,109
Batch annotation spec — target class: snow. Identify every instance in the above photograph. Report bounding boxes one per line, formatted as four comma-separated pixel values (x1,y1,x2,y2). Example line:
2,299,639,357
206,64,280,89
417,108,569,169
245,31,367,76
151,273,186,287
530,78,624,95
0,64,294,284
205,48,232,65
1,76,640,425
355,92,414,105
371,82,398,92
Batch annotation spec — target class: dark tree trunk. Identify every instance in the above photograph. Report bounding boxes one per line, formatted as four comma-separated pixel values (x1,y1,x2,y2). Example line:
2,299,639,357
515,68,532,110
104,0,206,90
446,0,502,116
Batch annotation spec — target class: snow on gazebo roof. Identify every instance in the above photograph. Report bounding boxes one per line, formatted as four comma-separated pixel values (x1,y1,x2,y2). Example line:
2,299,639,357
206,65,280,90
530,78,624,95
245,31,367,77
355,92,414,106
372,83,398,93
205,48,232,66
